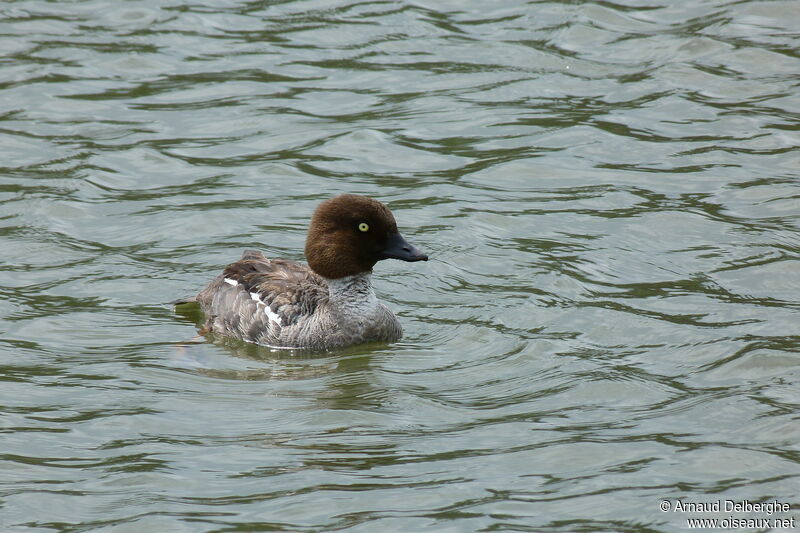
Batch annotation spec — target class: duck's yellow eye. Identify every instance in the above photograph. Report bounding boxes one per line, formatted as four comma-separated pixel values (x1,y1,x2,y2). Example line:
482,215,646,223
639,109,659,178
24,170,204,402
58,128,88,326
358,222,369,232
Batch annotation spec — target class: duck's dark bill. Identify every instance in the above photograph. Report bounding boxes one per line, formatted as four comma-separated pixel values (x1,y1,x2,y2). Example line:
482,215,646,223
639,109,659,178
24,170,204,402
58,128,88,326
379,232,428,262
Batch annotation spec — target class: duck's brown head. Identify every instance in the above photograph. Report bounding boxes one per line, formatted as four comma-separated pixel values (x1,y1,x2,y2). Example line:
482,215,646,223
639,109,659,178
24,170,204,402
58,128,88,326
305,194,428,279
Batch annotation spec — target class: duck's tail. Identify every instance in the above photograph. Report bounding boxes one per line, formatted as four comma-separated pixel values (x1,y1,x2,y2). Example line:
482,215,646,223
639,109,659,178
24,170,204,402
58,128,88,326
170,296,197,306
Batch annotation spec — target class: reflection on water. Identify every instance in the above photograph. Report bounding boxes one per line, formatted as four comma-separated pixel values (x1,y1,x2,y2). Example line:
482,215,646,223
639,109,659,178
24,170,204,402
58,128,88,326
1,0,798,531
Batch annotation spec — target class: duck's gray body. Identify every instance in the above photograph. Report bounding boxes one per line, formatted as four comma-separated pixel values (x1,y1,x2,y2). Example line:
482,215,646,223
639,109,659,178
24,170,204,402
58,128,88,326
196,250,402,350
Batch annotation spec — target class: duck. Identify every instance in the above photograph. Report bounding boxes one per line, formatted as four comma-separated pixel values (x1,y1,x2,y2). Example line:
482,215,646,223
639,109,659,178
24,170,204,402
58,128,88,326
177,194,428,351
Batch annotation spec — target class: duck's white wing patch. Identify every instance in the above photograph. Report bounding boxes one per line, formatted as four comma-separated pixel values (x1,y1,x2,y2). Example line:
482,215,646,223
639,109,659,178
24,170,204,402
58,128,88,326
223,277,238,286
264,307,283,327
250,292,283,326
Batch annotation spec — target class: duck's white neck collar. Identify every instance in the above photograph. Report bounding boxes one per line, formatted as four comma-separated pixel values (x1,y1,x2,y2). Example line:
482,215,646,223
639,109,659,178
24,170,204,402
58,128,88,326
326,272,378,317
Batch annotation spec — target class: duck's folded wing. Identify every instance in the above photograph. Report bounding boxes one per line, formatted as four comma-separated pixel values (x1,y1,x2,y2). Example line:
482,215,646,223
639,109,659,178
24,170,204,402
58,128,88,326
196,250,328,342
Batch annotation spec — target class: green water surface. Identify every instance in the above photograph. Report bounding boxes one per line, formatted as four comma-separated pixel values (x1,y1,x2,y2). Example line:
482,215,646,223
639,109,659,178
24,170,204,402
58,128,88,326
1,1,798,531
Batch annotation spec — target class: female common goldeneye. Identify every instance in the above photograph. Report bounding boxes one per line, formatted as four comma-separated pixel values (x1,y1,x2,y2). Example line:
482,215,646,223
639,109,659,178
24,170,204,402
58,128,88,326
179,194,428,351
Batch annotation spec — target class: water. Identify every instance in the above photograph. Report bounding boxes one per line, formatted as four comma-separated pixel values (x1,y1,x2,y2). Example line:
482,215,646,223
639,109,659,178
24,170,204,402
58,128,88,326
1,0,798,531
